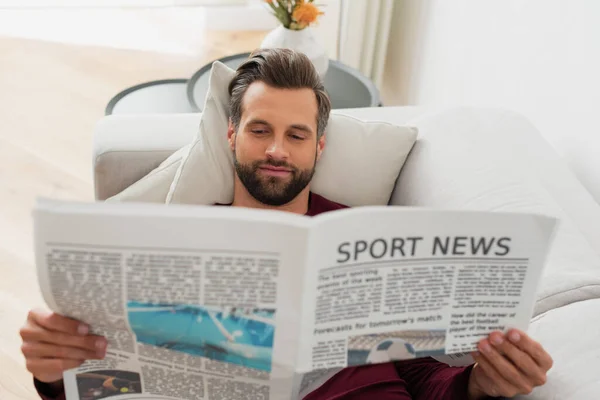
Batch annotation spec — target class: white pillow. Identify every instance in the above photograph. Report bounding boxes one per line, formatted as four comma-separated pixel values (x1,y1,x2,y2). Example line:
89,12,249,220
166,61,418,207
166,61,237,205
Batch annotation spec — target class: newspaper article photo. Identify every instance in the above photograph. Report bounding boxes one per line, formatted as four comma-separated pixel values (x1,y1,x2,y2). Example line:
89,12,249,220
127,302,276,372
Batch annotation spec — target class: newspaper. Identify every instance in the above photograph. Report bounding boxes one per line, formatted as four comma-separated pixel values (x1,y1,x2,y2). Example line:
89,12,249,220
33,198,558,400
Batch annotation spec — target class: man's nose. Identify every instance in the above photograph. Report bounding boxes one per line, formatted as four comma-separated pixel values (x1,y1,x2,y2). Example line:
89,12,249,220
265,137,289,160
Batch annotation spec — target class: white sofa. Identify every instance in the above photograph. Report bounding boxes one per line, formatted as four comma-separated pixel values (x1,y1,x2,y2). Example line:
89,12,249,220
93,106,600,399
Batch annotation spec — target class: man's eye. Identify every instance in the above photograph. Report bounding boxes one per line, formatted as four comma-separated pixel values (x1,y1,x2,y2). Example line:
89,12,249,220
252,129,267,134
291,134,305,140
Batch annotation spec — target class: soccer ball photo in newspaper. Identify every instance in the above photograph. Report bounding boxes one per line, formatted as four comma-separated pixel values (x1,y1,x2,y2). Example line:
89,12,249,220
346,330,446,366
365,338,416,363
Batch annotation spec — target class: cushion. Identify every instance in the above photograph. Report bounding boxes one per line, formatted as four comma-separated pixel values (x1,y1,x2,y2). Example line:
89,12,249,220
166,61,418,207
165,61,238,205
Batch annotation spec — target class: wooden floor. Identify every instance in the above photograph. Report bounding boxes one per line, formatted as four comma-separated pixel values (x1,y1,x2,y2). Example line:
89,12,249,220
0,19,266,399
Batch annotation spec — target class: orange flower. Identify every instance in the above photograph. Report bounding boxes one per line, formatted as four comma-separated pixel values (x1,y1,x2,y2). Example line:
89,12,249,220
292,2,323,26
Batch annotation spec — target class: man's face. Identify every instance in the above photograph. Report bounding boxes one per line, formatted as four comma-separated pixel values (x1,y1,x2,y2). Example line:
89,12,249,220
228,81,325,206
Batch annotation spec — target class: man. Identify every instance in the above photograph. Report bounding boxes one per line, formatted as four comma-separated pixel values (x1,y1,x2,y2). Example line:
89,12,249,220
20,48,553,400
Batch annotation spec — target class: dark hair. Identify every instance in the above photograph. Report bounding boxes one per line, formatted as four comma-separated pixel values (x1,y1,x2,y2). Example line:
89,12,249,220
228,48,331,138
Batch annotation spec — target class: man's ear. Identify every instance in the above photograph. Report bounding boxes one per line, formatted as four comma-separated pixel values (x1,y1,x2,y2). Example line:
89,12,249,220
227,118,236,151
316,133,326,161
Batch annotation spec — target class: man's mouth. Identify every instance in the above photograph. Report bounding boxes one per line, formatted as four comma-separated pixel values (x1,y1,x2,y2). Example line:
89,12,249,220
259,165,292,177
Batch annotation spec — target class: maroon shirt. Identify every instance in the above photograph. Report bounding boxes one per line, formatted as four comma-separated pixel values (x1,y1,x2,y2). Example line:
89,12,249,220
34,192,475,400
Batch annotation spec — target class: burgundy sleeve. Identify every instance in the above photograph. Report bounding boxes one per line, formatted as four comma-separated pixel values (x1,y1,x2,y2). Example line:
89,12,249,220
33,378,66,400
394,357,482,400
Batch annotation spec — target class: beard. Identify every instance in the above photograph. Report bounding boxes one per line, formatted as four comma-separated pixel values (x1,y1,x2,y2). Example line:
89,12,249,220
234,155,316,207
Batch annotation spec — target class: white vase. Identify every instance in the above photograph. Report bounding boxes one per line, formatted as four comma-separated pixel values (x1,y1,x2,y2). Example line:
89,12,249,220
260,25,329,77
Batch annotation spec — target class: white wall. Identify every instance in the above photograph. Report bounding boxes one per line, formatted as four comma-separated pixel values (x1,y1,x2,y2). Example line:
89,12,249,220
382,0,600,201
0,0,247,6
0,1,340,58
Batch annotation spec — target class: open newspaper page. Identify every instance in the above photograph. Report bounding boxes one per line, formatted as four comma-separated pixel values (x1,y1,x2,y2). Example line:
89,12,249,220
33,198,313,400
294,207,557,397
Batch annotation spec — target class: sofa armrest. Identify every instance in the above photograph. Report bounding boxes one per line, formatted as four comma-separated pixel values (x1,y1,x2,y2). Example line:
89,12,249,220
515,298,600,399
93,113,201,200
389,107,600,315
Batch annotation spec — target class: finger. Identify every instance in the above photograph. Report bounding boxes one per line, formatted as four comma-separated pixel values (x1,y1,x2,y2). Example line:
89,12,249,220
489,331,547,386
506,329,554,371
21,341,104,361
472,352,521,398
26,358,85,376
21,323,107,354
468,358,497,394
478,338,534,395
29,309,89,336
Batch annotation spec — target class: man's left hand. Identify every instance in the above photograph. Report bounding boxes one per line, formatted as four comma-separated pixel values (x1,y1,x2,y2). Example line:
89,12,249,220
467,328,553,399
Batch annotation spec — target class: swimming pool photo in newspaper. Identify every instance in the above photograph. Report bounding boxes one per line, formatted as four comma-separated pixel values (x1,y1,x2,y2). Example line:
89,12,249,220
347,329,446,366
127,302,276,372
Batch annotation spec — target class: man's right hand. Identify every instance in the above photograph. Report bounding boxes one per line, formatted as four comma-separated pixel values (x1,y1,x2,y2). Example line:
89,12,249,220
20,309,107,384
